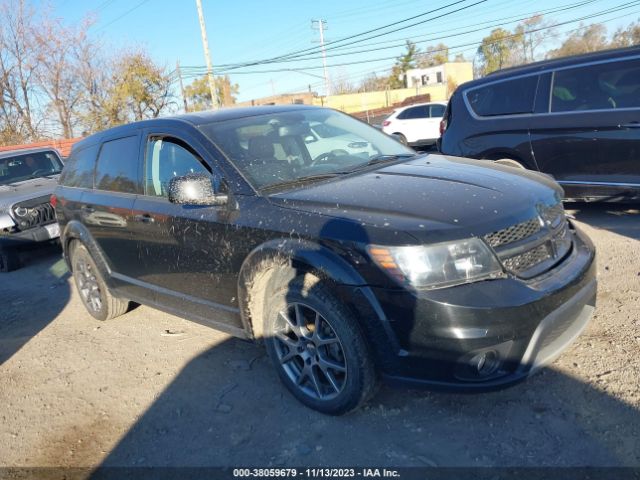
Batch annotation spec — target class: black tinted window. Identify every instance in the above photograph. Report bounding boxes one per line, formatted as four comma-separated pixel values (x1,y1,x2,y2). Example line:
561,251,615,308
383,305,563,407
95,136,140,193
397,106,429,119
467,75,538,116
430,104,445,117
144,137,209,197
59,145,98,189
552,59,640,112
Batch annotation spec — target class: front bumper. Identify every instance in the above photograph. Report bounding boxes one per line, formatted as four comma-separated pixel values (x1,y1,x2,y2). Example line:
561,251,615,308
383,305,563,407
359,224,597,390
0,222,60,248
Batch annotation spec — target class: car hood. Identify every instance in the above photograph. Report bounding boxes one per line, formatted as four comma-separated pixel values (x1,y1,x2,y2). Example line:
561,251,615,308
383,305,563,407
268,154,563,244
0,175,59,212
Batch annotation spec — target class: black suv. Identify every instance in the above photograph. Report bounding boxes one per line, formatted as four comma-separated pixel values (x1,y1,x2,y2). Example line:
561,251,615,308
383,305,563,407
1,147,64,271
54,106,596,414
439,46,640,201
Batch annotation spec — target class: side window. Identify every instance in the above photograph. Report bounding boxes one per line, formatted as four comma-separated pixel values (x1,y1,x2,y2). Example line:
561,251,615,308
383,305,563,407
60,144,99,189
144,137,209,197
552,59,640,112
397,106,429,120
429,104,445,118
467,75,538,116
95,136,140,194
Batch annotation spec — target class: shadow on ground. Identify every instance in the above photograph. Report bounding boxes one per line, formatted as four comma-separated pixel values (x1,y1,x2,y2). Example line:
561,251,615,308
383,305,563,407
0,243,70,364
99,335,639,468
566,203,640,241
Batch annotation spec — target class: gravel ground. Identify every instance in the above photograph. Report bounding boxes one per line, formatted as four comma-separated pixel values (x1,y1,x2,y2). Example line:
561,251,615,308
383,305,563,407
0,203,638,468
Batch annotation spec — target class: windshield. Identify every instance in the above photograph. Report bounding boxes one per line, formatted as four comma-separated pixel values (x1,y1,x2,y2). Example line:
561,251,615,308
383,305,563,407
0,151,63,185
201,108,415,190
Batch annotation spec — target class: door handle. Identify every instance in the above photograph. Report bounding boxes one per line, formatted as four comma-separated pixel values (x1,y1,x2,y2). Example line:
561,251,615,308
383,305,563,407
134,214,155,223
620,122,640,128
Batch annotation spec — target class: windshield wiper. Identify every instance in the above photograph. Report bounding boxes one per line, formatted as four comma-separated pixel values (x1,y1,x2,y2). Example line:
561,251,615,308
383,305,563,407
366,153,417,166
261,172,345,192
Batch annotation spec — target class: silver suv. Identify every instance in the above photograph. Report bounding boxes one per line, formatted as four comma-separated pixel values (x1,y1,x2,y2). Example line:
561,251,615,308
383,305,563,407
0,148,63,271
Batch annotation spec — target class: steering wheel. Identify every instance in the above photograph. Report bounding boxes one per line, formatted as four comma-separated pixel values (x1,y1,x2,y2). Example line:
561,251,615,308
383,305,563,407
30,169,51,177
311,149,349,166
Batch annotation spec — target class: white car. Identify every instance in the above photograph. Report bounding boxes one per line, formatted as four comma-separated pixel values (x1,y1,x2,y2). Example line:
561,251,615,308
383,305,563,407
381,102,447,147
304,122,376,161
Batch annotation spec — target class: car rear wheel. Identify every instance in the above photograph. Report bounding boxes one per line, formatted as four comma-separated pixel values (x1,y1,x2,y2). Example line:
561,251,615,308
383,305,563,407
264,274,377,415
393,133,408,145
70,242,129,321
494,158,525,169
0,247,20,272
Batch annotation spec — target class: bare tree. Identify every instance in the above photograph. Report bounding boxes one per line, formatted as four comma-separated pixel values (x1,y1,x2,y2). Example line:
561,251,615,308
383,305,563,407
0,0,41,142
34,18,93,138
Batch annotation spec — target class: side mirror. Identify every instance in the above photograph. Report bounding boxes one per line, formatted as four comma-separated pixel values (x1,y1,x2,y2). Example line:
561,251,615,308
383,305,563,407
168,173,227,206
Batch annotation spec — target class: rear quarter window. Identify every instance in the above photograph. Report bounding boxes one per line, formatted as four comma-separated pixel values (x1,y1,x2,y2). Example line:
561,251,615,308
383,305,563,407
551,58,640,112
466,75,539,117
397,106,429,119
59,144,99,189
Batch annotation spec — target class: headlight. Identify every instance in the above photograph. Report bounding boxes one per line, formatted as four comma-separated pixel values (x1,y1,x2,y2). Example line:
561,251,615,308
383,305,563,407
369,238,504,289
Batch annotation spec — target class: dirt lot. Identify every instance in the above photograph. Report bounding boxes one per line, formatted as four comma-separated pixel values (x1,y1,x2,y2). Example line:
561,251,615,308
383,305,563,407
0,204,639,468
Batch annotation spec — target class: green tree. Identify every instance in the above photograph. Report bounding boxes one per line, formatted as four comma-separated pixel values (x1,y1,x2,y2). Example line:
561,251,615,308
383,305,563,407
477,28,520,75
184,74,238,110
547,23,608,58
513,15,556,63
418,43,449,67
107,51,175,122
389,40,419,89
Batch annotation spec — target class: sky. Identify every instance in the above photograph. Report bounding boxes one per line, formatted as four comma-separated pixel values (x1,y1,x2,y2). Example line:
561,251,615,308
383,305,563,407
51,0,637,105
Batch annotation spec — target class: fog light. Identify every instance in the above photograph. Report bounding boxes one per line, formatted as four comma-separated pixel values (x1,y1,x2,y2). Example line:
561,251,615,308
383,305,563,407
469,350,499,377
454,341,513,382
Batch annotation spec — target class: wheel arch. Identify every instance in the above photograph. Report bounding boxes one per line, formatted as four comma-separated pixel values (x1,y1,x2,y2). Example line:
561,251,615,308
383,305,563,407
62,220,113,287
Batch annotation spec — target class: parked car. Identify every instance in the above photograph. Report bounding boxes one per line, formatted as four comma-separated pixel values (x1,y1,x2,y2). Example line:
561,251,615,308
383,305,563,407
0,148,63,271
54,105,596,414
305,121,376,160
381,101,447,146
439,46,640,201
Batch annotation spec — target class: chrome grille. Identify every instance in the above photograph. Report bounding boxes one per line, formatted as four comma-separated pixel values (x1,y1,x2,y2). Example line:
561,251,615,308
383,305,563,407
487,202,572,279
12,200,56,231
484,217,541,248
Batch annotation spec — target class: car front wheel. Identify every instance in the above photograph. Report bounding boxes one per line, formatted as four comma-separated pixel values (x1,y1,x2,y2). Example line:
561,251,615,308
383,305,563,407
264,274,377,414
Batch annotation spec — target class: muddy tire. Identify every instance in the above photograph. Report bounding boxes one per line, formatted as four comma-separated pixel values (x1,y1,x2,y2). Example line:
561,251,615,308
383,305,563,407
70,242,128,321
0,247,20,272
264,274,377,415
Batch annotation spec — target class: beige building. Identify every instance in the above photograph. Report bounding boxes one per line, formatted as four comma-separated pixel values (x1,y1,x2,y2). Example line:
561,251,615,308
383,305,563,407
404,62,473,88
235,91,317,107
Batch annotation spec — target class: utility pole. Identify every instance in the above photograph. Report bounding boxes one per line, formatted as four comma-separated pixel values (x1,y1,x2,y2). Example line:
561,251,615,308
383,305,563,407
195,0,219,109
176,60,189,113
311,19,330,101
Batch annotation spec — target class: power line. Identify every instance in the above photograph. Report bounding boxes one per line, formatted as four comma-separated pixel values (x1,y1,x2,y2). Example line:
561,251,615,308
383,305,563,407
204,0,602,70
179,1,637,78
94,0,152,31
185,4,639,77
218,0,487,72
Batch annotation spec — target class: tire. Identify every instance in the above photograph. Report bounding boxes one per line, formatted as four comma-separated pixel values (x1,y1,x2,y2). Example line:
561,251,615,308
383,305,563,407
263,274,377,415
0,247,20,272
393,133,408,145
70,242,129,321
494,158,525,169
